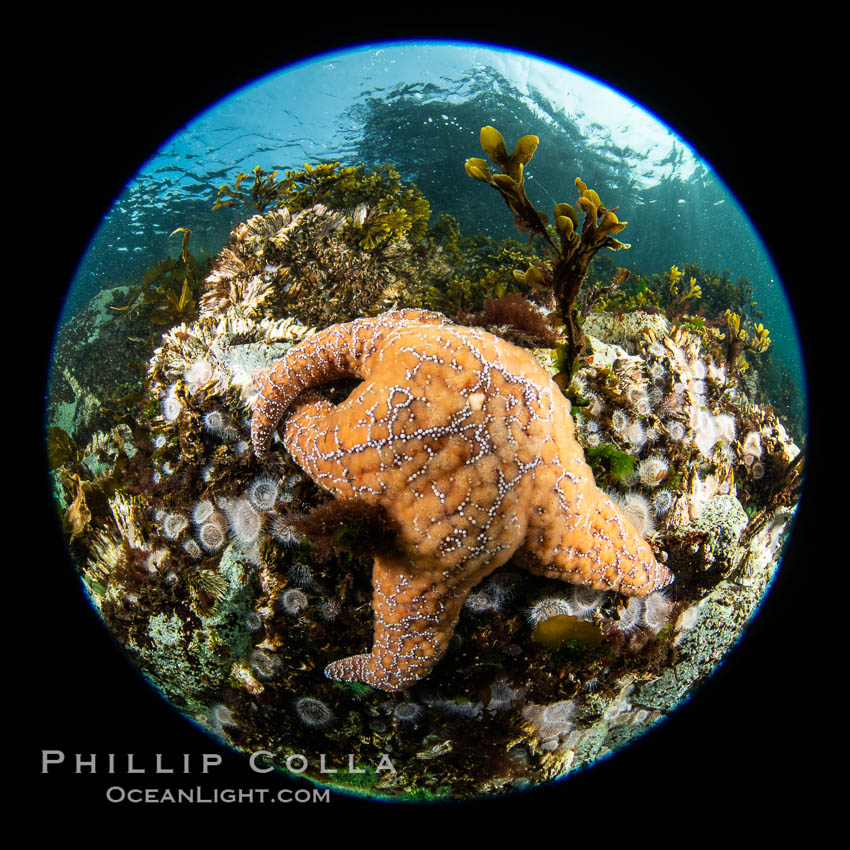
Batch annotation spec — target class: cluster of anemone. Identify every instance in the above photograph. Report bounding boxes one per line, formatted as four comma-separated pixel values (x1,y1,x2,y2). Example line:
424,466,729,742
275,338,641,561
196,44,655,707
601,692,658,728
611,590,673,635
153,471,297,568
202,409,239,441
660,335,741,464
218,476,293,559
521,699,577,749
576,417,602,447
526,584,607,626
740,430,765,478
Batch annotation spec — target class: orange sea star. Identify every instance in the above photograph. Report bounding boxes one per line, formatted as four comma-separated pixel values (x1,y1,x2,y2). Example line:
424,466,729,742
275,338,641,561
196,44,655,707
252,309,673,691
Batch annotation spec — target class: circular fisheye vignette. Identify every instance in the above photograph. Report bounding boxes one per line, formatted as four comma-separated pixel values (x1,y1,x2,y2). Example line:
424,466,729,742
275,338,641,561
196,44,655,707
47,39,805,801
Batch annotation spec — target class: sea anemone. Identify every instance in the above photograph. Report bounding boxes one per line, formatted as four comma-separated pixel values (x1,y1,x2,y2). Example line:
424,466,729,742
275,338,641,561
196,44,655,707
226,498,263,545
248,474,279,511
465,591,496,612
648,361,665,381
708,360,726,384
635,396,652,417
582,419,600,435
210,703,236,729
636,454,669,488
185,357,213,390
643,591,673,633
522,699,576,742
666,420,686,442
652,489,674,517
742,430,762,459
715,413,737,444
182,538,202,558
286,562,317,590
161,384,182,422
689,358,706,380
427,697,483,719
269,514,301,547
625,421,646,450
294,697,334,729
570,585,605,617
485,678,525,712
393,702,424,724
693,409,720,458
661,385,685,415
162,512,188,540
198,521,227,553
281,588,309,615
583,430,601,448
250,649,281,679
616,597,645,633
625,385,648,407
192,499,215,526
611,409,630,434
466,572,520,613
145,548,168,573
584,390,603,417
319,597,342,621
527,595,574,626
541,700,575,731
648,386,664,408
617,492,655,536
204,410,230,437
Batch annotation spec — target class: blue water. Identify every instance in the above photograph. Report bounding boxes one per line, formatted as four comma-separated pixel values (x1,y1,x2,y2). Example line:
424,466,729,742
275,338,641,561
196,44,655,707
63,40,805,408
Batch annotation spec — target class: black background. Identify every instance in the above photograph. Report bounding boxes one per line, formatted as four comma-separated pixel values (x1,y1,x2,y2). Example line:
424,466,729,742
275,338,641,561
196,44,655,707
25,15,823,830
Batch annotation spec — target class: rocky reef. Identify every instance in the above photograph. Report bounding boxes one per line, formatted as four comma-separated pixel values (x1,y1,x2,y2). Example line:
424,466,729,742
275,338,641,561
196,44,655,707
48,150,803,800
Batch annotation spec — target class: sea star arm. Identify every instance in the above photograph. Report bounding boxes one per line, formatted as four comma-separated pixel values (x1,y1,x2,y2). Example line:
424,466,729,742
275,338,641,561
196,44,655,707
324,550,470,691
251,308,447,457
520,470,674,595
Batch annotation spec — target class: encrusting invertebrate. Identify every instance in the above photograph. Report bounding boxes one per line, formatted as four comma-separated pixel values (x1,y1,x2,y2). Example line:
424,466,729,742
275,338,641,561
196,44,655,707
251,309,673,691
